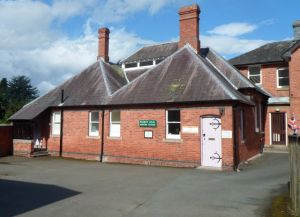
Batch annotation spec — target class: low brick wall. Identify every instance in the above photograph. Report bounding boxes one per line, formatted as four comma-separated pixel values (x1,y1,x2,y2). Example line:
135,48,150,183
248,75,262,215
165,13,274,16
0,124,13,157
13,139,33,157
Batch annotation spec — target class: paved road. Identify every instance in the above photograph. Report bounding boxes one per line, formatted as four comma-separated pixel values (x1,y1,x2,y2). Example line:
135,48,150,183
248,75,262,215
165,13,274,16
0,153,289,217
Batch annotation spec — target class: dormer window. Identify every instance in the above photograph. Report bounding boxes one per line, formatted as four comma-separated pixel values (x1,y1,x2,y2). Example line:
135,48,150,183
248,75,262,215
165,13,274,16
140,61,153,67
125,63,138,68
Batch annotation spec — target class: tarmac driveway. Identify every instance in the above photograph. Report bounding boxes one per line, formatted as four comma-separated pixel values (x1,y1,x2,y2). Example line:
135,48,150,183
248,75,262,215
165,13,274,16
0,153,289,217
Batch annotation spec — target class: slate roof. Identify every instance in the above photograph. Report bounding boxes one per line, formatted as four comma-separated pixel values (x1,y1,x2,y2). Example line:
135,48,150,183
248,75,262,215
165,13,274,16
122,42,179,63
11,44,270,121
10,61,128,120
109,46,255,106
229,40,298,66
125,69,148,81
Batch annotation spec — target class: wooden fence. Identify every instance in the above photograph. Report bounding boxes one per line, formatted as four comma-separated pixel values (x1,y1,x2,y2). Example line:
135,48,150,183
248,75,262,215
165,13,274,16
0,124,13,157
289,135,300,216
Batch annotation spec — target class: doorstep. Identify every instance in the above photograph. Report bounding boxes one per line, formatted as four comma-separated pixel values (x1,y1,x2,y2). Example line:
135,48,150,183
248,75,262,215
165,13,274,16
264,145,288,153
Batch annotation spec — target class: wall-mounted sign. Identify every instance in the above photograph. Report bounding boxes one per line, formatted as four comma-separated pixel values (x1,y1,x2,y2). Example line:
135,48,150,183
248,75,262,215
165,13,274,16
144,130,153,139
139,120,157,128
182,126,199,134
222,130,232,139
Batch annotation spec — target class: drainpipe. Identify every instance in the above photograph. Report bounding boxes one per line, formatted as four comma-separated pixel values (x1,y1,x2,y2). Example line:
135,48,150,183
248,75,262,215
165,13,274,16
232,104,239,171
100,109,105,162
59,90,64,157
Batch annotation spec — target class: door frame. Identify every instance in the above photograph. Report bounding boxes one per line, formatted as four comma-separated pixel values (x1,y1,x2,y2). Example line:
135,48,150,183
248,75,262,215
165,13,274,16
200,115,222,168
269,112,288,146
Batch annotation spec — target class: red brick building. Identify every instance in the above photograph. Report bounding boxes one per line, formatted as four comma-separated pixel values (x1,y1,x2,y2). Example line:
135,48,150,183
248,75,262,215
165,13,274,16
230,20,300,149
10,5,269,170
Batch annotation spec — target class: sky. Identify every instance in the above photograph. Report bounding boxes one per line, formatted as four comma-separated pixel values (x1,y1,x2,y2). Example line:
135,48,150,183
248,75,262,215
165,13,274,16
0,0,300,95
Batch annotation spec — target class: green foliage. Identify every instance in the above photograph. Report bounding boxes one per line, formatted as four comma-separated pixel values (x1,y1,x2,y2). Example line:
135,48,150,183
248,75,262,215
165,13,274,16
0,76,38,123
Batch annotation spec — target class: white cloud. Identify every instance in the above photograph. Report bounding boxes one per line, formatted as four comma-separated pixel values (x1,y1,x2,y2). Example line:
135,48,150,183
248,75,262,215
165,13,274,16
91,0,193,24
0,0,275,95
202,35,270,57
208,23,257,37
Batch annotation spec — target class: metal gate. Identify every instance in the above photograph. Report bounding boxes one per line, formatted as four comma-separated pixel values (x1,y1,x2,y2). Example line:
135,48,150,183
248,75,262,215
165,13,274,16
271,113,286,145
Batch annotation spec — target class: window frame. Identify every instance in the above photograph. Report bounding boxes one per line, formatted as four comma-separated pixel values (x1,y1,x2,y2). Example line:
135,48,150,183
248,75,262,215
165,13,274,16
166,109,181,140
277,67,289,88
89,111,100,137
52,111,61,136
240,109,246,141
109,110,121,138
248,65,262,85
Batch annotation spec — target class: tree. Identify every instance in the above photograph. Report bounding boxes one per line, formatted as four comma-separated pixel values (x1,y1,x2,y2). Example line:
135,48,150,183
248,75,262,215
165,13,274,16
0,78,8,120
0,76,38,123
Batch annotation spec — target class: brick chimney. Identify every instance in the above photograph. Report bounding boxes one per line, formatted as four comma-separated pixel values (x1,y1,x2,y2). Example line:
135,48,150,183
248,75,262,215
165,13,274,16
293,20,300,40
178,4,201,53
98,27,110,62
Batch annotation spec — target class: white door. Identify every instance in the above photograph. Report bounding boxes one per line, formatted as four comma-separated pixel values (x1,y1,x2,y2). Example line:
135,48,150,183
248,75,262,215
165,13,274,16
201,117,222,168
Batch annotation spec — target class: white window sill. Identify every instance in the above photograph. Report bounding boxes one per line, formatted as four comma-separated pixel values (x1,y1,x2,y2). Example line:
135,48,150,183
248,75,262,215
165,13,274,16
87,136,100,139
107,136,122,140
51,135,60,138
163,138,183,143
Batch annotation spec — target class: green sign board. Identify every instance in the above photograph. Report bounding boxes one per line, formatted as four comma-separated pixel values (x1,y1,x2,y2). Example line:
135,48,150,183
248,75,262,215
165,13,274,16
139,120,157,128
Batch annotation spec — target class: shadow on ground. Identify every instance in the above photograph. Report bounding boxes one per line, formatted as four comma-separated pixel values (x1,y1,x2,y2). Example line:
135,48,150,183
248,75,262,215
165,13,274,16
0,179,80,217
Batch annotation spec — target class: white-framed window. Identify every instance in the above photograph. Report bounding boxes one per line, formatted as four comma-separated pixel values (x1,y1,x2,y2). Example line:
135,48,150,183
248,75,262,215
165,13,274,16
240,109,245,141
248,66,262,85
52,112,61,136
166,110,181,139
258,103,262,132
110,111,120,137
89,111,99,137
277,68,289,88
254,104,263,132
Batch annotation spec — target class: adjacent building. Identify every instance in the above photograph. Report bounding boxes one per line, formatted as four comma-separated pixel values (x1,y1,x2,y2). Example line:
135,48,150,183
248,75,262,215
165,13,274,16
230,20,300,148
10,5,269,170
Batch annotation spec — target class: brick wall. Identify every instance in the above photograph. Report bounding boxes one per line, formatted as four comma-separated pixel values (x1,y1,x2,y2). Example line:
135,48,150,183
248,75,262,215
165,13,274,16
103,107,234,168
289,46,300,121
238,63,289,97
13,139,32,157
0,125,13,157
21,103,265,169
62,110,101,160
234,91,266,163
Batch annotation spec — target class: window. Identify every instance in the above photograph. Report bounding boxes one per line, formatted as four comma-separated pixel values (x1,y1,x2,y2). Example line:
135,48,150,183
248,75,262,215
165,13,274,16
140,60,153,67
240,109,246,141
277,68,289,88
52,112,61,136
89,111,99,137
248,66,261,85
110,111,120,137
258,103,262,132
125,63,137,68
166,110,181,139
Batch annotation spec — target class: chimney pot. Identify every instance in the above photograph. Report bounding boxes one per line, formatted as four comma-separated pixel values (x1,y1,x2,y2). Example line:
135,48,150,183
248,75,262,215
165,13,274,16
293,20,300,40
98,27,110,62
178,4,201,53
